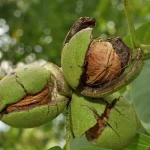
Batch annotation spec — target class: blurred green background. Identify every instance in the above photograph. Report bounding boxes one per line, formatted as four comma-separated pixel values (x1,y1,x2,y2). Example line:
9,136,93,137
0,0,150,149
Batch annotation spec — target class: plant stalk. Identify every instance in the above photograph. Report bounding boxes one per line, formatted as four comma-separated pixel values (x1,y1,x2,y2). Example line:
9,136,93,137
140,44,150,60
123,0,140,49
66,103,71,150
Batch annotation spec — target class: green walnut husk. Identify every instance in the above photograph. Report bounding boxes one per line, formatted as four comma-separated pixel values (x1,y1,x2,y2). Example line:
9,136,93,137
61,17,143,98
71,92,139,150
62,28,92,89
0,62,72,128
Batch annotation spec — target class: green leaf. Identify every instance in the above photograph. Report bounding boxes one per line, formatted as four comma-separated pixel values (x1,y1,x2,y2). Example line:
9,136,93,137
123,22,150,47
124,133,150,150
78,147,110,150
70,136,93,150
70,136,111,150
131,133,150,145
123,22,150,134
48,146,62,150
124,144,149,150
129,60,150,134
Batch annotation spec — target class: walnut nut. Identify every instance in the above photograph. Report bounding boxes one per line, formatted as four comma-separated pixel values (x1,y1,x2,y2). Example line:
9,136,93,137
84,41,121,86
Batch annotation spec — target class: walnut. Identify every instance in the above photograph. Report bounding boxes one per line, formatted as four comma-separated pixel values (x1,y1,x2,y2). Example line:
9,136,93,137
84,41,121,86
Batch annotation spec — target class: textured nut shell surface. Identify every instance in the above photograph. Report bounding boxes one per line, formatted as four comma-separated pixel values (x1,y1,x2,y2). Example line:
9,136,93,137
85,41,121,85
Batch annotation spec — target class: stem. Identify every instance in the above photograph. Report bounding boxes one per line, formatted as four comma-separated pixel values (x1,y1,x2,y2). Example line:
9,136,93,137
140,44,150,60
123,0,139,49
66,103,71,150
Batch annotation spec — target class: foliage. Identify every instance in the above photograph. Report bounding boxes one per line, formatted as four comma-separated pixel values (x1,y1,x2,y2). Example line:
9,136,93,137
0,0,150,150
124,22,150,135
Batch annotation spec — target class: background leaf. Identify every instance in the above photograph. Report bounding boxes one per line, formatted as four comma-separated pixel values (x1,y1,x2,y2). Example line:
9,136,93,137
124,133,150,150
78,147,110,150
70,136,111,150
70,136,92,150
124,22,150,47
48,146,62,150
123,21,150,134
130,60,150,134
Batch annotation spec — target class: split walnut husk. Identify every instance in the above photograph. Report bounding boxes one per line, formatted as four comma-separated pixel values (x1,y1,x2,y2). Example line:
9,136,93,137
83,38,131,86
71,92,139,150
0,62,72,128
61,17,143,98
